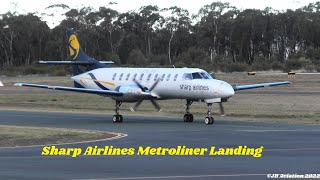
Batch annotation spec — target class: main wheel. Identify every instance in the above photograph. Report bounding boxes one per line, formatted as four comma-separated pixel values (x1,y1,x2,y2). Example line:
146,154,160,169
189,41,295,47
184,114,194,122
112,115,118,123
210,117,214,124
204,117,211,125
188,114,194,122
183,114,188,122
112,115,122,123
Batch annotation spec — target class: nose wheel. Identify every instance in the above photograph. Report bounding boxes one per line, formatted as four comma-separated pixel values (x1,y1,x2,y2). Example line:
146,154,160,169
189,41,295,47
183,100,194,122
205,103,214,125
113,101,123,123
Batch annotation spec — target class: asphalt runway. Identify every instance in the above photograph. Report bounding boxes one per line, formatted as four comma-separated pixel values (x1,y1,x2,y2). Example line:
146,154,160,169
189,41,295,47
0,110,320,180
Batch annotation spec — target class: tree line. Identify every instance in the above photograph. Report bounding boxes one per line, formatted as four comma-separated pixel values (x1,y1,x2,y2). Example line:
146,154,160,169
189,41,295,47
1,2,320,72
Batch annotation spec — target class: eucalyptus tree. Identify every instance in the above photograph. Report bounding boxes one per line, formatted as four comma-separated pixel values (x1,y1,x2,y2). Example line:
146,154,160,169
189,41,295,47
138,5,161,57
162,6,191,64
195,2,236,62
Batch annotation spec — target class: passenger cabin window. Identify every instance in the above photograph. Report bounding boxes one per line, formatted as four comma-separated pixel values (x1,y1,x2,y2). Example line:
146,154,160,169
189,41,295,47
112,73,117,80
140,73,144,81
154,74,159,81
147,74,152,81
166,74,171,81
126,73,130,81
161,74,165,81
174,74,178,81
119,73,123,81
182,73,192,80
133,73,137,80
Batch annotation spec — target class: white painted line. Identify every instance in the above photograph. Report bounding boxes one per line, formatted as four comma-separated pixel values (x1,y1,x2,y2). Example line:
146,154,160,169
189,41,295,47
0,128,127,150
238,129,320,132
265,147,320,152
74,173,266,180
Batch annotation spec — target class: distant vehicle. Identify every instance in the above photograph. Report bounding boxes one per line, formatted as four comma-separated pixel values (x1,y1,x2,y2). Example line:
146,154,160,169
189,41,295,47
15,28,291,125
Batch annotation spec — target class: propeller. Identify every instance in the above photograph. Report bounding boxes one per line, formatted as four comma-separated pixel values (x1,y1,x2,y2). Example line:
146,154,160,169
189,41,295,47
218,102,225,116
130,79,161,112
219,98,228,116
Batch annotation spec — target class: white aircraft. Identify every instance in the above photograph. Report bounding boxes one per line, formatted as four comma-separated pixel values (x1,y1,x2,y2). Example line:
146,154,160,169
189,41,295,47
15,28,291,125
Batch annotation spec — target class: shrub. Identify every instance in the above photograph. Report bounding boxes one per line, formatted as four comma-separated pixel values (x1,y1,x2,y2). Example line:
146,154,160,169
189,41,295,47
127,49,147,66
175,47,207,65
174,61,187,68
271,61,284,71
151,54,168,65
284,59,303,71
315,64,320,72
220,63,249,73
250,61,272,71
103,52,121,65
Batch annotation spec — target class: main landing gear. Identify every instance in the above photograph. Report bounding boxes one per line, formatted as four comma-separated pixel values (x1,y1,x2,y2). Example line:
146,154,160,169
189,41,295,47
183,100,194,122
113,101,123,123
183,100,214,125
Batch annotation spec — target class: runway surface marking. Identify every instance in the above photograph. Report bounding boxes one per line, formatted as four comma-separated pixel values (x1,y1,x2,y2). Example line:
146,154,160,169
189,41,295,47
0,130,127,150
238,129,320,132
75,173,266,180
0,113,98,120
265,147,320,151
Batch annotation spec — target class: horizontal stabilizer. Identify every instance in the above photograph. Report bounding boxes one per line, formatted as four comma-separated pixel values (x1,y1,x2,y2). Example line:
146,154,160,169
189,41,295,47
233,81,291,91
37,61,114,65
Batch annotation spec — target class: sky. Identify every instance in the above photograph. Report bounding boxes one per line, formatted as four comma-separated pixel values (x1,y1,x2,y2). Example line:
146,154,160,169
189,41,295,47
0,0,318,28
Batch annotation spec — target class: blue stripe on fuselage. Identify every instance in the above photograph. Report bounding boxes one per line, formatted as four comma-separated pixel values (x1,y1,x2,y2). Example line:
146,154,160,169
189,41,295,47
88,73,110,90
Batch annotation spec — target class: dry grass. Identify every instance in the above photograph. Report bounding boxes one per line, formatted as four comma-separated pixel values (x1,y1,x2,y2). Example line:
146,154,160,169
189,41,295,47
0,125,116,147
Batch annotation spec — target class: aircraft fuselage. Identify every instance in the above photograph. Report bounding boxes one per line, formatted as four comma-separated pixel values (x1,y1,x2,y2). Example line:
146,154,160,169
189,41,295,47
71,67,235,102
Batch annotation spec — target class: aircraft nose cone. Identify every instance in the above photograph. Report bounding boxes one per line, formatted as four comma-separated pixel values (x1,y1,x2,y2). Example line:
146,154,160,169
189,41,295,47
220,82,234,98
225,84,235,97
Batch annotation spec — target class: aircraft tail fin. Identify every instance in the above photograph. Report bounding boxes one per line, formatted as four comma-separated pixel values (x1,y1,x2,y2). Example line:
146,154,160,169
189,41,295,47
39,28,113,88
39,28,113,76
67,28,91,62
0,81,3,87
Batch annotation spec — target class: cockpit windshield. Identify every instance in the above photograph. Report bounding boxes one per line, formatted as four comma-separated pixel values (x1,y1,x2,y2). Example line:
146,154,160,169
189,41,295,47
192,72,202,79
182,72,214,80
200,72,214,79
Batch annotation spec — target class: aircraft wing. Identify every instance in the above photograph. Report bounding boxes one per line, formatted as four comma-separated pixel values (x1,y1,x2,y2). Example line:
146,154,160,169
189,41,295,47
233,81,291,91
14,83,123,96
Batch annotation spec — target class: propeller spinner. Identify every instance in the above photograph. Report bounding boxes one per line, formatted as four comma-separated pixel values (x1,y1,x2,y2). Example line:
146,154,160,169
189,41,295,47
130,79,161,112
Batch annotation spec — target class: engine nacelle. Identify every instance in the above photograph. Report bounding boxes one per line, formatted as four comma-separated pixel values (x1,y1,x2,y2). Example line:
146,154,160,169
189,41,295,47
112,85,145,102
118,84,144,94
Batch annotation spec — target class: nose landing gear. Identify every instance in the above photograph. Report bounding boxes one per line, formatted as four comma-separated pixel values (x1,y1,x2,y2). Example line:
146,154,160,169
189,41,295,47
204,103,214,125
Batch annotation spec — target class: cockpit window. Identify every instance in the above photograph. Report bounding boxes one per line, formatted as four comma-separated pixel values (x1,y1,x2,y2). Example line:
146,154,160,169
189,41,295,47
200,72,214,79
192,73,202,79
183,72,214,80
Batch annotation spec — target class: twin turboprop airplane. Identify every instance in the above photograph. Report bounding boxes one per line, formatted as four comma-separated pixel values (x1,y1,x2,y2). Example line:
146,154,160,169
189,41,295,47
15,28,291,125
